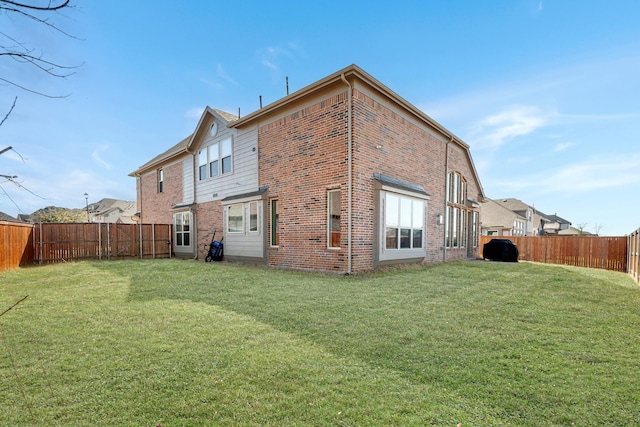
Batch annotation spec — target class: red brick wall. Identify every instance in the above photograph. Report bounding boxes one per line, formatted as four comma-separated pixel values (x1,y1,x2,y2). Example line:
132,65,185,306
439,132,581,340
195,199,223,259
257,86,481,272
351,87,481,263
259,92,350,272
138,160,184,224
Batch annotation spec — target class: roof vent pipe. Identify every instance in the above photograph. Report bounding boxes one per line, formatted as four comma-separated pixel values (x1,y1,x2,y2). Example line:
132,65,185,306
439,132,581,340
286,76,289,95
259,95,262,109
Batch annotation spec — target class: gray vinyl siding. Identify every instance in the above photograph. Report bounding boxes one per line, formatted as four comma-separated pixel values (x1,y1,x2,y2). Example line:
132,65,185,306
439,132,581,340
182,156,194,204
195,126,258,203
223,199,264,259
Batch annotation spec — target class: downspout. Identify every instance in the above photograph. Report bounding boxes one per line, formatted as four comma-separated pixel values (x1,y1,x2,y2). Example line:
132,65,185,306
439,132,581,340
186,145,198,260
340,73,353,274
443,136,453,262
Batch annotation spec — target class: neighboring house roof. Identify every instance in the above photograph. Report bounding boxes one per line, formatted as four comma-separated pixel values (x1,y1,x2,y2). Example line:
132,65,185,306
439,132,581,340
0,211,17,222
558,226,590,236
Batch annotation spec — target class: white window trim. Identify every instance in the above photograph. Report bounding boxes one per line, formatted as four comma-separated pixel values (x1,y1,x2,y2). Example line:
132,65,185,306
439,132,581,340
198,136,233,181
379,189,428,262
327,189,341,249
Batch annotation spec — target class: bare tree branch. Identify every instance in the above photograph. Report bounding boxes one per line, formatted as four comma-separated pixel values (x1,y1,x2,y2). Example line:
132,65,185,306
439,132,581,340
0,76,69,98
0,96,17,127
0,0,79,98
1,0,69,11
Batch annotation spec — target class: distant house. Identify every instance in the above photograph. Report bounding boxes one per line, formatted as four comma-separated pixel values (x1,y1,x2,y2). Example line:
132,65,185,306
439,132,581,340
481,198,534,236
130,64,485,273
481,198,573,236
88,198,137,224
0,211,18,222
540,213,572,235
480,199,528,236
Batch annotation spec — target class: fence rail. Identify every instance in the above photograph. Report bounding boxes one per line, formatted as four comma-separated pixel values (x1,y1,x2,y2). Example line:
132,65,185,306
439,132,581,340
1,222,173,271
480,235,628,272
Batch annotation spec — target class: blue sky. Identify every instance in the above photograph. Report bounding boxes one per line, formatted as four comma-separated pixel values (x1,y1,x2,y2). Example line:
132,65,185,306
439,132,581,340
1,0,639,235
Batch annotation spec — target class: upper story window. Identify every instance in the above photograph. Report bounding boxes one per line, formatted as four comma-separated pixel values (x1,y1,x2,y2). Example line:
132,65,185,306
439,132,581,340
157,169,164,193
199,137,233,180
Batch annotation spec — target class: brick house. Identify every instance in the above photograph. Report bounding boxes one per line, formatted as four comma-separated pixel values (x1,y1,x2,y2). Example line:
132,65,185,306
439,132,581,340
129,65,484,273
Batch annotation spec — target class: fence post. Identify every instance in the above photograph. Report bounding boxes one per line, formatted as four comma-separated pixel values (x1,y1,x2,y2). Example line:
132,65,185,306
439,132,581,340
152,223,156,259
139,222,143,259
38,222,43,264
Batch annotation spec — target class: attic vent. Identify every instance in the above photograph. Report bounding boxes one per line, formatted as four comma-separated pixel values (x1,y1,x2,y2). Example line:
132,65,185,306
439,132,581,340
212,193,218,198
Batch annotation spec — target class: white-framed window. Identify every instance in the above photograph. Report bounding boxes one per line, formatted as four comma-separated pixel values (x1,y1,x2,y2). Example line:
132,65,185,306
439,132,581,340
198,149,207,180
227,204,243,233
174,211,191,247
158,169,164,193
327,190,341,248
199,137,233,180
249,201,258,232
374,174,429,264
446,171,468,248
227,201,260,234
384,193,424,250
208,143,219,178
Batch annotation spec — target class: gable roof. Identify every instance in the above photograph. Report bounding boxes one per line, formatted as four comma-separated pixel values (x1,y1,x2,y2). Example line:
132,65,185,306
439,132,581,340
229,64,484,199
129,65,484,200
129,107,238,176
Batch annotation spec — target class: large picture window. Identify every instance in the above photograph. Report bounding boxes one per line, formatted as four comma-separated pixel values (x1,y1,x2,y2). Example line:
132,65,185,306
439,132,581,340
384,193,424,250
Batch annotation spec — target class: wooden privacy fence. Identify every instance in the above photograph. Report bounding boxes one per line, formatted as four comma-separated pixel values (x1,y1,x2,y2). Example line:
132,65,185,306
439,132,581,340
0,222,173,271
480,235,628,272
33,223,173,264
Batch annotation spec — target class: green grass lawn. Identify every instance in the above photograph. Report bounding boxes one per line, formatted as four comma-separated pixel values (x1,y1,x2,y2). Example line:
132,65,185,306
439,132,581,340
1,260,639,426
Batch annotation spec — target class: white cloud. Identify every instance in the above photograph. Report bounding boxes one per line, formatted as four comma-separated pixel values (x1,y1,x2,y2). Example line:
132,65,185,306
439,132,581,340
216,63,238,85
553,142,575,152
490,154,640,194
92,145,112,169
258,41,304,71
470,105,550,149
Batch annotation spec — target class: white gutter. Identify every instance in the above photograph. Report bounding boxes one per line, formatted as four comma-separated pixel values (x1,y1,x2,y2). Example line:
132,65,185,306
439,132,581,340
340,73,353,275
